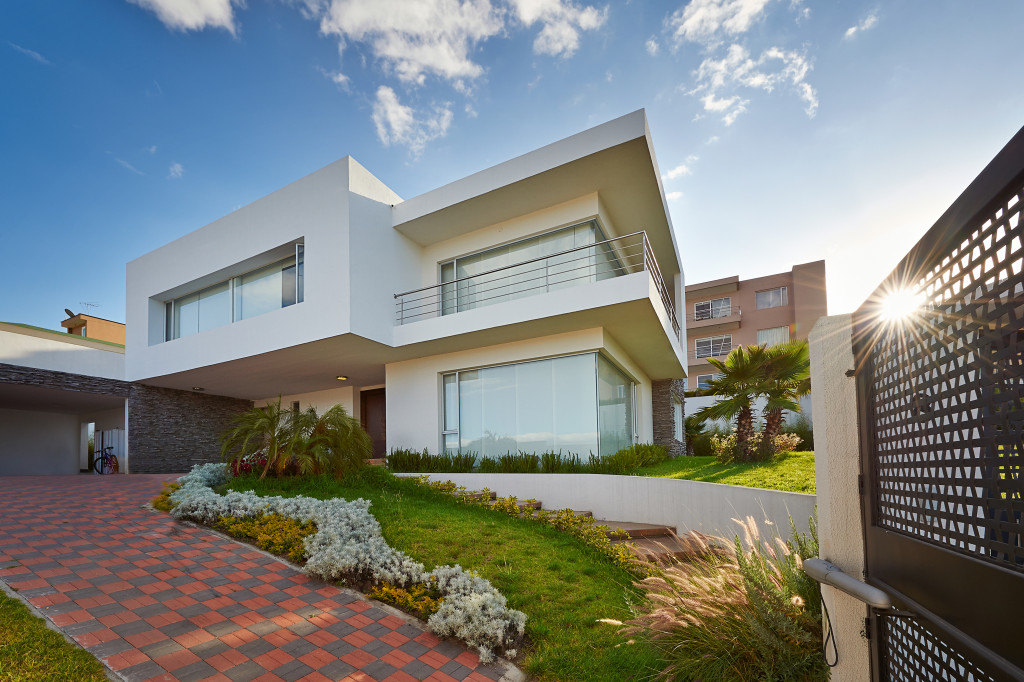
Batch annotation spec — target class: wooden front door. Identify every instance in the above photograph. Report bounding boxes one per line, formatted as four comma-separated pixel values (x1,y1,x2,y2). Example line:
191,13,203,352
360,389,386,458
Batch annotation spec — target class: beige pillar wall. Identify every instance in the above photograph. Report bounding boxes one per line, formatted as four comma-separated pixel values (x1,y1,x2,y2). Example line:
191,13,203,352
809,314,870,681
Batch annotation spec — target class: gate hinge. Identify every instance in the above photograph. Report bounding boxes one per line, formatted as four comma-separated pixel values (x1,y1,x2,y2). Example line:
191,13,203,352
863,617,871,640
858,474,865,496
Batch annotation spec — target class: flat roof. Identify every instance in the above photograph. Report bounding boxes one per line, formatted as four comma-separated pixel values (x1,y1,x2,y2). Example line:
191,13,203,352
391,110,682,276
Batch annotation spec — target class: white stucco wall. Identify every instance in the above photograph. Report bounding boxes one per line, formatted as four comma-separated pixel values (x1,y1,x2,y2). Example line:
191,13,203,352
809,314,870,681
0,327,124,380
0,409,82,475
125,158,362,381
407,472,816,544
385,328,653,454
256,386,356,417
685,393,814,429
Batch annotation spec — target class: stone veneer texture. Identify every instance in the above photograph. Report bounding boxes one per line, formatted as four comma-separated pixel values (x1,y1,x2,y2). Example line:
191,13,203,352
0,362,131,397
652,378,686,456
127,384,252,473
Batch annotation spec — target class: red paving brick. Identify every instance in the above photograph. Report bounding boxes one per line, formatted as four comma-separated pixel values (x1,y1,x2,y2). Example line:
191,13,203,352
0,475,517,681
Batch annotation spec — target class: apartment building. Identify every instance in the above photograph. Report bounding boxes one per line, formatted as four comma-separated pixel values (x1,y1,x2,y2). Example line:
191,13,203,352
684,261,826,389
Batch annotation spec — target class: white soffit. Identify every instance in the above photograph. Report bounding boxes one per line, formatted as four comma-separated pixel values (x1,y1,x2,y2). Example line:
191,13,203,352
391,110,680,275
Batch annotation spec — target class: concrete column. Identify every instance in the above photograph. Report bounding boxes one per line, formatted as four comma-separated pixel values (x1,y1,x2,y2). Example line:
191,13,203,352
809,314,870,681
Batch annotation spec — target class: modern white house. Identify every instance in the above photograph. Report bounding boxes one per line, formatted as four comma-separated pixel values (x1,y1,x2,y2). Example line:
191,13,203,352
2,109,686,474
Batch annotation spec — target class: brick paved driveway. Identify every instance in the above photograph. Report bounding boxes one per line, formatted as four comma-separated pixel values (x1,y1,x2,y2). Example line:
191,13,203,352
0,475,519,682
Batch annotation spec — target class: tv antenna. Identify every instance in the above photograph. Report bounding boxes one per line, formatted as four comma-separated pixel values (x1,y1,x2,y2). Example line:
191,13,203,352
79,302,101,315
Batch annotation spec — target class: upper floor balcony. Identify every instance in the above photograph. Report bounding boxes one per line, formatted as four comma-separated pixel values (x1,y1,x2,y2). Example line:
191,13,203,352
393,230,680,339
685,304,741,333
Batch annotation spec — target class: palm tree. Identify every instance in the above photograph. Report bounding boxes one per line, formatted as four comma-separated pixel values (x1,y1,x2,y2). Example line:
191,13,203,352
684,415,706,456
693,344,772,461
221,398,291,479
288,404,373,476
221,400,373,478
756,341,811,459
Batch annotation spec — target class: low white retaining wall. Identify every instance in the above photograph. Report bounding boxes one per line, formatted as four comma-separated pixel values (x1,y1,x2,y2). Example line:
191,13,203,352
402,473,816,544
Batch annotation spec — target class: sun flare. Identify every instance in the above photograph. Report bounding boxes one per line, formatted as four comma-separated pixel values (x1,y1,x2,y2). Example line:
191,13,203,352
880,289,924,321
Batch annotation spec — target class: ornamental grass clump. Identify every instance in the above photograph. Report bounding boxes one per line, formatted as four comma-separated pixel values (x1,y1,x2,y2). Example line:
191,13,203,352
386,448,476,473
168,463,525,663
624,516,827,681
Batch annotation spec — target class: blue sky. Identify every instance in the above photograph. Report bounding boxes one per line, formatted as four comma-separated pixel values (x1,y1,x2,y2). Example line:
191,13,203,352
2,0,1023,331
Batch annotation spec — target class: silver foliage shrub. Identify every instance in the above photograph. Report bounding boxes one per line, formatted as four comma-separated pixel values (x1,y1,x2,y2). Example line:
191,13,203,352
168,463,525,662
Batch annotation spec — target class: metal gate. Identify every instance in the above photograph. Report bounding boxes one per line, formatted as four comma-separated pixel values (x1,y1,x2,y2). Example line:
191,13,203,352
853,125,1024,681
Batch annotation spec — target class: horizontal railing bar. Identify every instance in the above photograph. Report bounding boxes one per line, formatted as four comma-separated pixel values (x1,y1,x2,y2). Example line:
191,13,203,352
395,263,639,320
394,231,647,298
395,257,642,310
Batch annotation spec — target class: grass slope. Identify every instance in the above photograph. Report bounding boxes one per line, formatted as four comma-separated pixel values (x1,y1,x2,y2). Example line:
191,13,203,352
0,591,107,682
637,450,816,494
227,468,660,682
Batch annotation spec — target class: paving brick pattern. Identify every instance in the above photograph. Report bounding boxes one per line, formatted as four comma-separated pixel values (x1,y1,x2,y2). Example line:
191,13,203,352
0,475,514,682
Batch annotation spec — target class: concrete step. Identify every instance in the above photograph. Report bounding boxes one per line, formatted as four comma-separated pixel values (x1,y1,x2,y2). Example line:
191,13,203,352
599,520,676,539
613,533,706,561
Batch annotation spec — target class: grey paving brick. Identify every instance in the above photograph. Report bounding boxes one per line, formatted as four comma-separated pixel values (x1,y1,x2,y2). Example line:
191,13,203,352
399,640,430,658
237,638,276,658
272,660,316,682
225,660,269,682
362,660,398,680
140,638,184,659
119,660,169,682
172,660,219,682
403,659,442,680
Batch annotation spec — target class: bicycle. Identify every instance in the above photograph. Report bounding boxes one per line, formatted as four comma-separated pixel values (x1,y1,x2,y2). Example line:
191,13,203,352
93,446,119,475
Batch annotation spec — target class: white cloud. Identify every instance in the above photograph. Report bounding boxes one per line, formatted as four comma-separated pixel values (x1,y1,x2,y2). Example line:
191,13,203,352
315,0,504,84
372,86,453,155
706,135,719,144
645,36,659,56
168,162,184,178
507,0,606,57
666,191,683,201
689,43,817,123
144,145,157,154
115,158,145,175
663,163,693,180
316,65,350,88
8,42,50,64
844,13,878,40
126,0,240,34
667,0,774,48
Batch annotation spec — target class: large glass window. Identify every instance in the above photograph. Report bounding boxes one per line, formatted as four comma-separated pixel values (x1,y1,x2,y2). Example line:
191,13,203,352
441,352,635,458
439,221,621,315
694,334,732,359
694,297,731,320
756,286,788,309
757,326,790,346
164,245,304,341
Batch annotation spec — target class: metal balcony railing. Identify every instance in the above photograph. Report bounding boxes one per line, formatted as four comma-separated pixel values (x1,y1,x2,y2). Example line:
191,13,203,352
687,305,741,323
394,230,681,337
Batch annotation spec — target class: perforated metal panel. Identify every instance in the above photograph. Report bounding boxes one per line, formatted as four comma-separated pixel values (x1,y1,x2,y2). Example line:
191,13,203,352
882,617,997,682
866,184,1024,570
855,127,1024,681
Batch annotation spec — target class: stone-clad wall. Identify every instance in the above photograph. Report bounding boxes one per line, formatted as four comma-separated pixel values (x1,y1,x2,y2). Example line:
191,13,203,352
652,378,686,456
127,385,252,473
0,362,131,396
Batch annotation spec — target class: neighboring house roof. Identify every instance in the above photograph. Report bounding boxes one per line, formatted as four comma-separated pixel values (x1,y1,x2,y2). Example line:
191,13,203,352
0,321,125,351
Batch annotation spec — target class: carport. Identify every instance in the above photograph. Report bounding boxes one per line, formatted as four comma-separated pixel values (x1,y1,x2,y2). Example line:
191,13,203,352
0,321,129,475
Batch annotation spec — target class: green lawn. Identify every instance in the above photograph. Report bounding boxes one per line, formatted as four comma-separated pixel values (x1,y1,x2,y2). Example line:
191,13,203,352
637,450,816,494
0,591,108,682
226,468,662,682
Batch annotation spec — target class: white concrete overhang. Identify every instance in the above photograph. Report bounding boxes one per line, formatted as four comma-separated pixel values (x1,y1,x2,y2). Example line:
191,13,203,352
391,109,681,280
140,274,686,400
393,272,685,380
0,383,126,413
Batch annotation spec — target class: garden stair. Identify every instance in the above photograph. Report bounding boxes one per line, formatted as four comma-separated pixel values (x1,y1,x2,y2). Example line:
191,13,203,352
463,489,694,562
